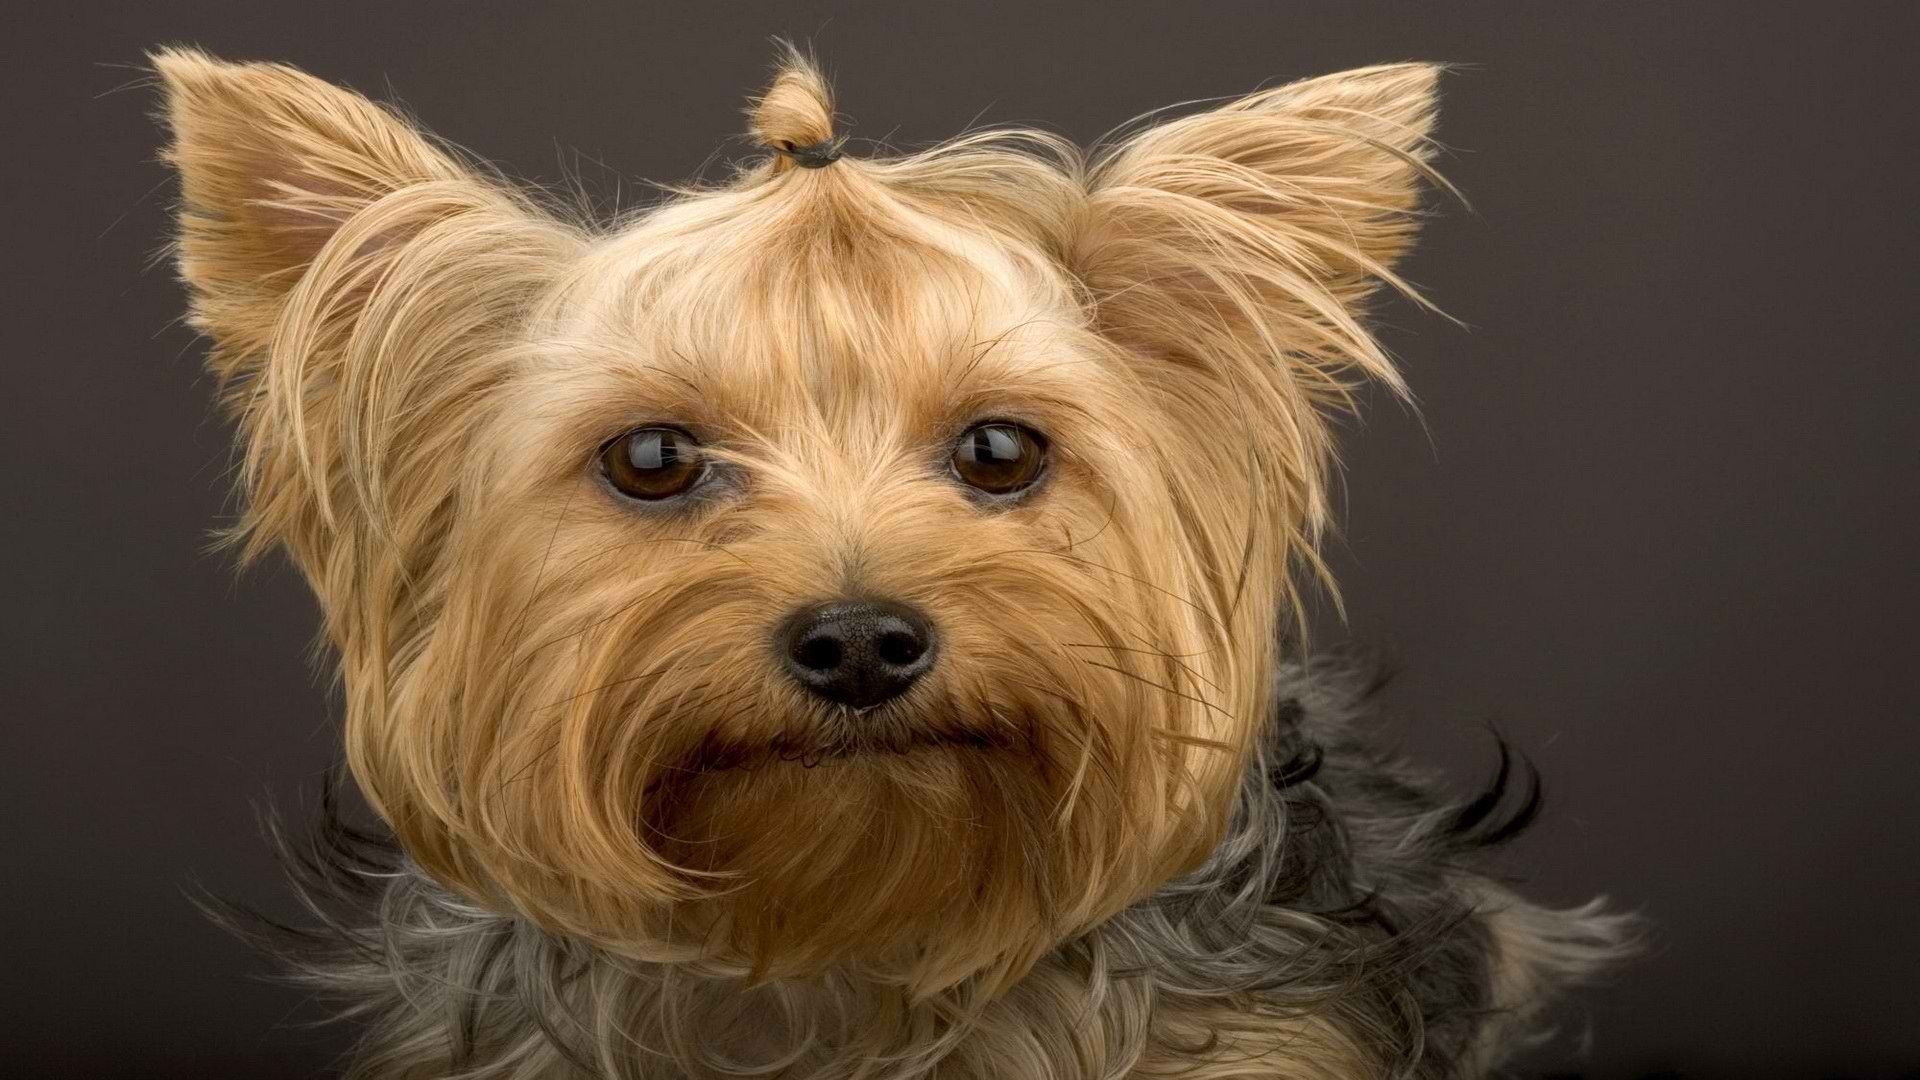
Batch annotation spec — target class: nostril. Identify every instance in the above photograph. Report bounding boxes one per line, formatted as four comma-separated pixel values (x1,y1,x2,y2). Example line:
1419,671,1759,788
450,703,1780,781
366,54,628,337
792,631,843,673
876,628,925,667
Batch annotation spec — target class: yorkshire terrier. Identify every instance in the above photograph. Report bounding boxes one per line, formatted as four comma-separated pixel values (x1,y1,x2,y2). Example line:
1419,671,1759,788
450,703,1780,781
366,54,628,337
154,45,1631,1079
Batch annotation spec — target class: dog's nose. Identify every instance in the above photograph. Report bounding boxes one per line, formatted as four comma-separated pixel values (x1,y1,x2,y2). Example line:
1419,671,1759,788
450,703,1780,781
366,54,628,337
779,599,936,708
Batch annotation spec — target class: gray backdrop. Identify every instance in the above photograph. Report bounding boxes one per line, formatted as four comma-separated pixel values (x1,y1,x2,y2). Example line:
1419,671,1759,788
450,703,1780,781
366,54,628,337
5,2,1916,1076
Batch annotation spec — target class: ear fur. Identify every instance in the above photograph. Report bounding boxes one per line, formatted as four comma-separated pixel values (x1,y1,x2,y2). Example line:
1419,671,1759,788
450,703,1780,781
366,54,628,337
152,47,476,357
1076,64,1445,588
1082,63,1443,385
151,48,577,650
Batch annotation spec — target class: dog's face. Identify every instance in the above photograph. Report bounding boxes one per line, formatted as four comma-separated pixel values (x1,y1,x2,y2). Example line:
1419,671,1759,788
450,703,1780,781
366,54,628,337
157,50,1436,991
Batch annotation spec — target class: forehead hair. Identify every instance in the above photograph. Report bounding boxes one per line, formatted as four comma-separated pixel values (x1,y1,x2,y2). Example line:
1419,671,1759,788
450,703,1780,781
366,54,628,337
538,132,1102,422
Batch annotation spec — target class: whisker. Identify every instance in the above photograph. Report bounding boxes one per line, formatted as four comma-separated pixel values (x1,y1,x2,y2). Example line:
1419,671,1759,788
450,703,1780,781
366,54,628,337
1078,659,1236,721
1062,641,1226,694
996,547,1222,626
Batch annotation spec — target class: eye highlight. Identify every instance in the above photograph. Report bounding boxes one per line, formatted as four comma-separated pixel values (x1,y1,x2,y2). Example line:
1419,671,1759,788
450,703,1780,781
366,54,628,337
600,426,705,501
950,422,1048,498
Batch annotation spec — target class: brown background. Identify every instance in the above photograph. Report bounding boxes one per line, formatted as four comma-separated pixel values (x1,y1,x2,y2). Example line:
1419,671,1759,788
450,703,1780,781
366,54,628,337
4,2,1917,1076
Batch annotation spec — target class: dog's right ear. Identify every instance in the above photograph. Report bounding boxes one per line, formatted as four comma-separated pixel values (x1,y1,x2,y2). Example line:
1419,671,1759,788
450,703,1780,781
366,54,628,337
152,49,575,601
152,47,486,359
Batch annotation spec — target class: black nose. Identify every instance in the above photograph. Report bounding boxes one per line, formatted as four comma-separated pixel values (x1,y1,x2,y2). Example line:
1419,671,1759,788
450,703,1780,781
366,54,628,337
779,599,936,708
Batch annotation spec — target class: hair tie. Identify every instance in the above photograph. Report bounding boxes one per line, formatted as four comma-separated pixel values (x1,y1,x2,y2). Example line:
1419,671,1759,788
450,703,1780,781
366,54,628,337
775,137,845,169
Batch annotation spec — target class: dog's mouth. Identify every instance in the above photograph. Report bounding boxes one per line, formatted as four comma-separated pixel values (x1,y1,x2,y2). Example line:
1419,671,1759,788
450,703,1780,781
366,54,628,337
681,715,1019,774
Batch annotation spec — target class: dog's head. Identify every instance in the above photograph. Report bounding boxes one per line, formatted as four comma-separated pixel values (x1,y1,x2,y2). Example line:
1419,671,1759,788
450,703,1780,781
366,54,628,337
156,47,1439,992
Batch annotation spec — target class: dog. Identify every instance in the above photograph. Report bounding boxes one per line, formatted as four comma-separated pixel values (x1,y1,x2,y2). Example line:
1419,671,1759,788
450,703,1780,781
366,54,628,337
154,45,1632,1079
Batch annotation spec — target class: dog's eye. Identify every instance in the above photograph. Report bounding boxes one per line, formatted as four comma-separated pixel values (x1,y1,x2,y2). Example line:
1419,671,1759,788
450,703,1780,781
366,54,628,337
601,427,704,501
950,422,1047,496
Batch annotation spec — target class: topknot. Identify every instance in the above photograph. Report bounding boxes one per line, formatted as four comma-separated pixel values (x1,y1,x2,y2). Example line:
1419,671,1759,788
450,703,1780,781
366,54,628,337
748,46,843,172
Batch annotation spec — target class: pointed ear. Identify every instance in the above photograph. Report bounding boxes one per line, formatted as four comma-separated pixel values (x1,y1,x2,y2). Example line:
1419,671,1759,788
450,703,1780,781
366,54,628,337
1079,63,1445,392
151,48,576,606
151,47,481,354
1075,65,1445,596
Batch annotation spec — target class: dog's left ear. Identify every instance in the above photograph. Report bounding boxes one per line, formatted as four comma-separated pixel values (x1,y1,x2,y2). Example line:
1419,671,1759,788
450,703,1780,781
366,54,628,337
1072,63,1443,567
1077,63,1444,392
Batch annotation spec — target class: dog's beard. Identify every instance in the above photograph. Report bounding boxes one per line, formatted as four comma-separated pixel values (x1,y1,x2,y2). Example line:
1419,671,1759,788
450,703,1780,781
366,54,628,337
654,740,1074,987
629,667,1195,991
356,508,1250,995
383,645,1217,994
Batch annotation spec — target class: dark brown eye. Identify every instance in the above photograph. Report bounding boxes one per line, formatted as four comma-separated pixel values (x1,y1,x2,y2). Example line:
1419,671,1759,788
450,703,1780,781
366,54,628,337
601,427,704,501
950,422,1047,496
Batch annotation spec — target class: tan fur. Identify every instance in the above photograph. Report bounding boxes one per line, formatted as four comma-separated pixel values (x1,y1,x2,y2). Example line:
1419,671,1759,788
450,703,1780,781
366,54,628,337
157,45,1455,1075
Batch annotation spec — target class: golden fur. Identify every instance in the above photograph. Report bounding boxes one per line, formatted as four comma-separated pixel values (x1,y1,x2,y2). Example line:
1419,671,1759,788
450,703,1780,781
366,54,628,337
154,45,1611,1078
